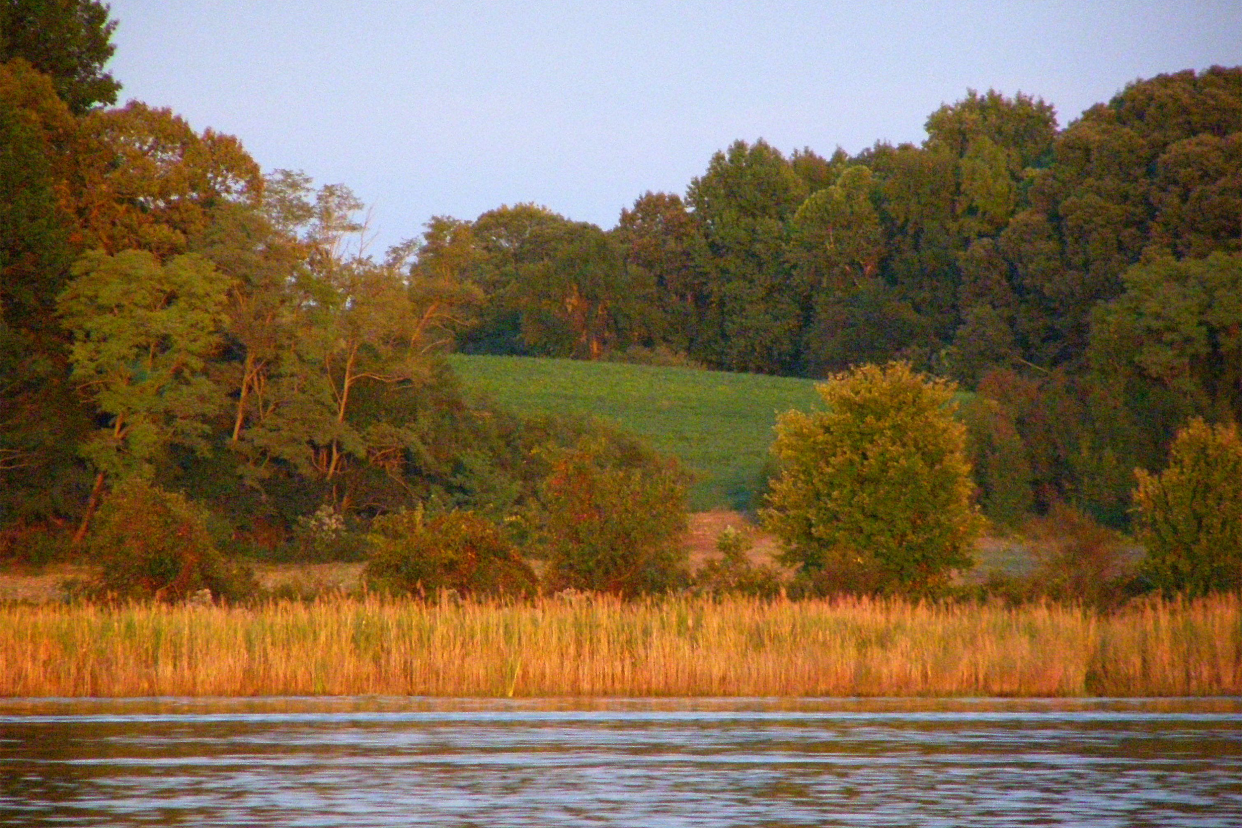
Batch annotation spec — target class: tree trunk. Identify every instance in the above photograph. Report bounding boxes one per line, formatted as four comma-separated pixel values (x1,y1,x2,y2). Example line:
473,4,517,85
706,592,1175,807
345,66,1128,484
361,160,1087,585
72,471,106,547
231,352,255,441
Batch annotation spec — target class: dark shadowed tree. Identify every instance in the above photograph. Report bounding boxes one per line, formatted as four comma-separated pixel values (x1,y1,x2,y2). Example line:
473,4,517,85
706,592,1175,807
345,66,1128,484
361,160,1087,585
0,0,119,113
1090,251,1242,426
687,139,807,373
614,191,710,354
0,59,90,520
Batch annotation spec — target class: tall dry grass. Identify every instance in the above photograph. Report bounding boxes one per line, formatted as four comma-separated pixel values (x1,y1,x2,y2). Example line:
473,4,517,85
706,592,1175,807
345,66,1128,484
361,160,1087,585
1,595,1238,697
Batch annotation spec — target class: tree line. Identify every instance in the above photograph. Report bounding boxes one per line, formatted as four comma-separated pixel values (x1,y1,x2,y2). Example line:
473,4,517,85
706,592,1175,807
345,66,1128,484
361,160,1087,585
3,1,1241,581
441,72,1242,530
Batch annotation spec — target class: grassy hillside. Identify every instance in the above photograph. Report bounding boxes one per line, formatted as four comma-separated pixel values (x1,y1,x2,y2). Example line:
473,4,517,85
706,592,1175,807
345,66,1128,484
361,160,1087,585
445,355,822,511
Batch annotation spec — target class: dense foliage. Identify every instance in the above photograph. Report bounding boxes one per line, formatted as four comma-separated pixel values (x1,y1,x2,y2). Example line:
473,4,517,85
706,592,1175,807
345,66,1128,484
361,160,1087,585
763,363,979,594
536,437,690,596
364,508,535,599
86,477,253,602
2,4,1242,598
441,69,1242,533
0,0,119,112
1134,419,1242,596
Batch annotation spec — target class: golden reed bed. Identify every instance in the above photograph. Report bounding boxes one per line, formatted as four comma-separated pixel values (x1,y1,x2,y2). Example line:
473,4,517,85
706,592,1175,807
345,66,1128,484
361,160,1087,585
1,595,1238,698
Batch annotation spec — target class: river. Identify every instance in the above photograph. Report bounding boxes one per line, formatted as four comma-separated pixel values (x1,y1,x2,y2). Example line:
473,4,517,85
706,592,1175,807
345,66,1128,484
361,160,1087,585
1,697,1239,826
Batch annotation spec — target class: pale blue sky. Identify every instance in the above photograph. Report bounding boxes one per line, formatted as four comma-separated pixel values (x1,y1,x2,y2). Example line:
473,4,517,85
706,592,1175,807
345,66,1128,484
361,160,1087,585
106,1,1242,253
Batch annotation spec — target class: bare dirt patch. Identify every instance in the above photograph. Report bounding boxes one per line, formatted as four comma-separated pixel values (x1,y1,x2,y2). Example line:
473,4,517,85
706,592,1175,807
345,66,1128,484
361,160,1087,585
683,510,782,570
252,562,365,595
0,564,93,604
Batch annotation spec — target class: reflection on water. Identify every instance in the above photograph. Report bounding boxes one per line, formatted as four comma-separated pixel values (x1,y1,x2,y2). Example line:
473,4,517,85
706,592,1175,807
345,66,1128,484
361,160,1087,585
1,697,1239,826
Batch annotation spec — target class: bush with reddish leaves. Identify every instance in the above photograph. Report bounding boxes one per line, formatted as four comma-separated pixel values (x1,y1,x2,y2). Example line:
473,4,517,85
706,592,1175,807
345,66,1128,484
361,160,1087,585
535,438,690,596
87,478,254,602
364,508,536,599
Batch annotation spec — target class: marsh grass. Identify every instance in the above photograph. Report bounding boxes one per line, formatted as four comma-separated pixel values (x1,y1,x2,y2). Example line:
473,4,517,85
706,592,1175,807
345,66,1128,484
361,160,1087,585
1,595,1237,698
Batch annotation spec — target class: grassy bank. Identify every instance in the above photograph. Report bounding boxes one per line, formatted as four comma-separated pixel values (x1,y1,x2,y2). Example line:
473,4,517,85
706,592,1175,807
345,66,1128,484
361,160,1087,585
446,354,822,510
2,595,1238,698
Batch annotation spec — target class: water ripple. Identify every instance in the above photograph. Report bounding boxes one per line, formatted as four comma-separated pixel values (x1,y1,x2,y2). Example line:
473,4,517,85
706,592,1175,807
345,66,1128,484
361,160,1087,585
1,697,1239,827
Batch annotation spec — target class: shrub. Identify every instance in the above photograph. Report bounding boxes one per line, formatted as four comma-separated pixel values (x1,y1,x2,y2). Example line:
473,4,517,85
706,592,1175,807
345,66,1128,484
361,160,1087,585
0,521,72,568
1024,503,1138,607
87,478,255,602
290,505,368,562
1134,418,1242,596
694,526,784,598
602,344,707,370
536,437,690,596
762,361,980,594
364,508,536,599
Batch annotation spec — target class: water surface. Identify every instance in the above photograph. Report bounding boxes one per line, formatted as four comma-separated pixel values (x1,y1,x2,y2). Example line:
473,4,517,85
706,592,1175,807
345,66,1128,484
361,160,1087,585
1,697,1239,826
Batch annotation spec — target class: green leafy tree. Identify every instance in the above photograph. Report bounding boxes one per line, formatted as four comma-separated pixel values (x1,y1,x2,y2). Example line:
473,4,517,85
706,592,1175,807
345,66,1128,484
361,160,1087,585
210,178,484,520
400,216,485,352
189,181,309,446
56,250,235,540
790,164,907,375
517,221,643,359
924,89,1057,238
388,229,484,355
789,146,850,193
924,88,1058,171
687,139,807,373
1015,67,1242,367
459,203,572,355
859,141,958,355
614,191,710,354
1134,418,1242,596
856,91,1058,376
73,101,263,258
800,279,930,377
411,216,481,283
763,362,979,593
957,393,1034,527
0,59,75,325
87,477,254,602
1151,132,1242,259
992,210,1065,365
0,0,119,113
458,205,644,359
1082,249,1238,521
1090,252,1242,424
225,182,407,507
249,261,425,504
945,302,1019,387
789,164,883,294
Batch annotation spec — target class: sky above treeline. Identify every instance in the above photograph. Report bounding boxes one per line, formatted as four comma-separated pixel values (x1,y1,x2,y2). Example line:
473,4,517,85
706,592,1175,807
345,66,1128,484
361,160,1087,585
107,0,1242,254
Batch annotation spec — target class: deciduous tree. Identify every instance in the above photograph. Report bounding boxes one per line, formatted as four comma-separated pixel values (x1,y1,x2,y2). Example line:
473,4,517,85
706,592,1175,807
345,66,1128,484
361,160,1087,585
763,362,979,593
0,0,119,113
57,250,235,540
0,59,85,512
1134,418,1242,596
687,139,807,373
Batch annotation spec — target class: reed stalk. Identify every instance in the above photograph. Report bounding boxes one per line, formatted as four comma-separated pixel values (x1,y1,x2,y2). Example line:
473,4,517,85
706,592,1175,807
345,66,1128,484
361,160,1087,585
1,595,1237,697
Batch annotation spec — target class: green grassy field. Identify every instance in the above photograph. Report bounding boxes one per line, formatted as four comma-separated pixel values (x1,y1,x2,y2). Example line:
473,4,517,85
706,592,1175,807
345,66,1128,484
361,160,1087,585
445,355,823,511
